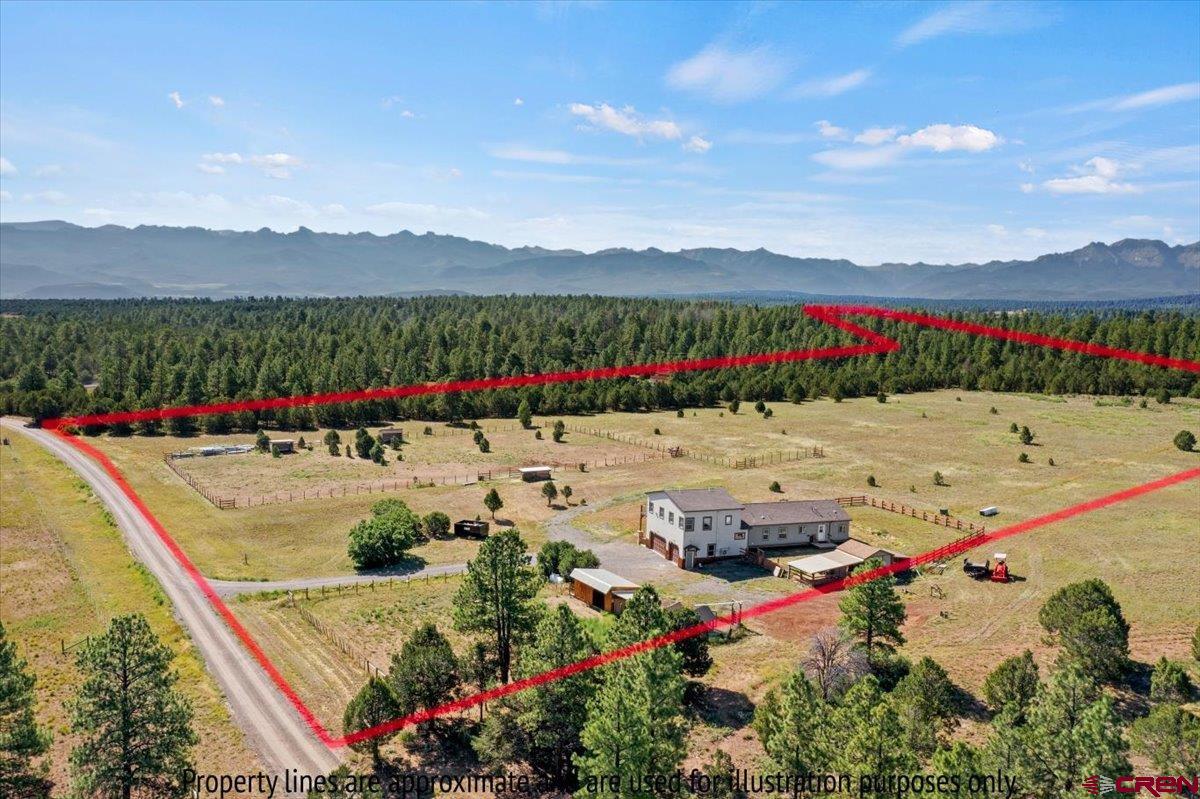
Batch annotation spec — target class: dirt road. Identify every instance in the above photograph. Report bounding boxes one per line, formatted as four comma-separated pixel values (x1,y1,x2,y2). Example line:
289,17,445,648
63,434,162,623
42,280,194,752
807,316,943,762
1,419,340,778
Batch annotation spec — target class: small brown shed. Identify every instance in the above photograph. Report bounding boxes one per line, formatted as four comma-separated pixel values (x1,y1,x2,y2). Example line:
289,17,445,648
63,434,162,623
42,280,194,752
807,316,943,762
519,465,552,482
378,428,404,444
454,519,490,538
268,439,295,454
569,568,639,614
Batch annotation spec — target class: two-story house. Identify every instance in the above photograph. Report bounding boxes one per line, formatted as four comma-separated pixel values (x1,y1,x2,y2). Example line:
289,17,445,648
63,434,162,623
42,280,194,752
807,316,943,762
642,488,851,569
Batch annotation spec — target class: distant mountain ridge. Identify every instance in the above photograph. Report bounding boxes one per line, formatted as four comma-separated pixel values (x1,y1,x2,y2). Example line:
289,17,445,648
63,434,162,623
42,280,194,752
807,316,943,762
1,220,1196,300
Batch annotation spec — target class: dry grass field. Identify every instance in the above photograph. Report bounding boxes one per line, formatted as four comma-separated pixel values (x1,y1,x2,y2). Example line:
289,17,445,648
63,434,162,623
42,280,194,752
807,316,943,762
0,434,261,792
70,390,1199,759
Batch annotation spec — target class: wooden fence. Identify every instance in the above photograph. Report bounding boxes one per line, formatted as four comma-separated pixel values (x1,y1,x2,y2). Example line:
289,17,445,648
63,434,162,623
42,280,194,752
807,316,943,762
169,448,674,509
835,495,986,535
564,422,824,468
287,572,459,679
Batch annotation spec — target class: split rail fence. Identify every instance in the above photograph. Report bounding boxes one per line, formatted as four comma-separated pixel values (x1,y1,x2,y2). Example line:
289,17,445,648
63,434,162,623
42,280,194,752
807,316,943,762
563,423,824,468
834,495,986,535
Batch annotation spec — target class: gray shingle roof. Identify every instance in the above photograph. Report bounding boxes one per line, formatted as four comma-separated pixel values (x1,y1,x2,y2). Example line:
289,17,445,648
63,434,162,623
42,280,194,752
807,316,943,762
656,487,743,512
740,499,850,527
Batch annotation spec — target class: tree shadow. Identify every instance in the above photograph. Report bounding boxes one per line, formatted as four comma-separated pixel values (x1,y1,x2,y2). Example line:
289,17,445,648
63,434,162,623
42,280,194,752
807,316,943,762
354,554,430,576
692,686,755,729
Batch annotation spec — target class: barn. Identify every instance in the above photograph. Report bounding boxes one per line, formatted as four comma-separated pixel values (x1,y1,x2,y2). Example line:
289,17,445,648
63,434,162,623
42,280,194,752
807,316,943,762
519,465,552,482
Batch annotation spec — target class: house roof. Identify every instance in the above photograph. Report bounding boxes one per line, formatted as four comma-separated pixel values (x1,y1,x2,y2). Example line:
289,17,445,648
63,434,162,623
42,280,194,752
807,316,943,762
741,499,850,527
650,487,743,512
518,465,552,473
787,550,862,575
836,539,907,561
569,568,639,594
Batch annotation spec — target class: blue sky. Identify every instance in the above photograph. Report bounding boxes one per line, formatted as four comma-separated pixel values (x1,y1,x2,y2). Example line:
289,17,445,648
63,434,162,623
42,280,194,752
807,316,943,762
1,0,1197,263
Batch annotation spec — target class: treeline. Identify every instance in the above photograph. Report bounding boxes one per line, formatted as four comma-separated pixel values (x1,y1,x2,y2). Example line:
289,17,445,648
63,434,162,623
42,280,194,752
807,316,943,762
1,296,1197,430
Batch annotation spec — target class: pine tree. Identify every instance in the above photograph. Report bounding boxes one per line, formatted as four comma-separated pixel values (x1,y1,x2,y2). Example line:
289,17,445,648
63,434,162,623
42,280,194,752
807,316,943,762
575,588,686,799
511,605,596,790
1129,704,1200,773
343,677,400,768
452,529,541,683
541,481,558,507
829,675,916,778
387,624,458,737
753,669,829,774
483,488,503,520
517,400,533,429
69,614,196,799
1038,579,1129,682
838,558,906,659
892,656,959,759
0,621,51,798
982,649,1039,720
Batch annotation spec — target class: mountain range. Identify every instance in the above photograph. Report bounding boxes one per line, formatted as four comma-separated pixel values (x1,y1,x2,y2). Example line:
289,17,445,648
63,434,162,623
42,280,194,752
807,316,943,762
1,220,1196,301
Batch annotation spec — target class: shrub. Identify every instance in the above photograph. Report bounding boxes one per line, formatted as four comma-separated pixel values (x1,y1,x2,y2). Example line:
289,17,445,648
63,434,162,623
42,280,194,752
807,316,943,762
676,409,684,418
1157,387,1172,404
1009,422,1019,433
763,408,773,418
933,471,948,486
989,406,998,415
255,429,270,452
769,481,782,493
1173,430,1196,452
653,428,661,435
867,475,877,487
877,392,887,403
1018,452,1030,463
423,511,451,539
728,400,740,414
1149,657,1193,704
348,500,420,569
1048,457,1055,466
478,437,490,453
754,400,766,413
535,430,543,440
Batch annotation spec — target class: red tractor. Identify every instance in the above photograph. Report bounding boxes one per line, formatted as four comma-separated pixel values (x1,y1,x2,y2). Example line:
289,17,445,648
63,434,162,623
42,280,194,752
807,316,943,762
962,553,1011,582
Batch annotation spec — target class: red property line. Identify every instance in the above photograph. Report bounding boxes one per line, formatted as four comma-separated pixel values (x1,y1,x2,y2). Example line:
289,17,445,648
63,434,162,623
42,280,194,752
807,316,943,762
45,303,1199,432
34,305,1200,750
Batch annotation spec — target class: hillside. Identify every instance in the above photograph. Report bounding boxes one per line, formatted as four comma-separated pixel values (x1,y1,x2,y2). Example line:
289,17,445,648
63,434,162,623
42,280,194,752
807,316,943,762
1,221,1196,300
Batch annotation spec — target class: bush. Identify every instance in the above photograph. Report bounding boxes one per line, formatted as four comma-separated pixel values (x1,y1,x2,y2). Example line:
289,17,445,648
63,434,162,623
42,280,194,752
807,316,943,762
423,511,451,539
876,392,887,403
754,400,766,413
933,471,948,486
1009,422,1019,433
1018,452,1030,463
348,500,420,569
763,408,773,418
867,475,877,487
1149,657,1193,704
537,540,599,579
769,481,782,493
653,428,661,435
676,409,684,418
982,650,1038,718
728,400,740,414
1048,457,1055,466
1173,430,1196,452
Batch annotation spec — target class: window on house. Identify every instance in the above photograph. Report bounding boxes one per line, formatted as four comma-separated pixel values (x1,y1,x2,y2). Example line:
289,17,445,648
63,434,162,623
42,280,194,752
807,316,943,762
734,531,746,540
702,516,712,531
668,512,674,524
648,501,654,513
724,514,733,526
706,544,715,557
657,507,664,519
684,517,694,532
778,531,787,539
761,530,769,540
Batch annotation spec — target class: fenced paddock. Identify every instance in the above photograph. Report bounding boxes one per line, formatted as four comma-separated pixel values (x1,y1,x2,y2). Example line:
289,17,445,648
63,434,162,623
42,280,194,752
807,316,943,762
835,495,986,535
563,422,824,468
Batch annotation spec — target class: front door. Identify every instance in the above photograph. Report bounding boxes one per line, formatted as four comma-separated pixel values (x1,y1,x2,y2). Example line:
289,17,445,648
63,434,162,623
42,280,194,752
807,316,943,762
817,524,827,543
684,548,695,570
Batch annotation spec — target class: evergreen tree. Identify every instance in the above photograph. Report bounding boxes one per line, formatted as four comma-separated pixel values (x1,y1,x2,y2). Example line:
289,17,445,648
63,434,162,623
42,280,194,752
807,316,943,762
1149,657,1193,704
829,675,916,778
0,621,51,798
1174,430,1196,451
541,481,558,507
982,650,1039,721
354,427,375,459
461,642,493,723
482,488,504,520
1129,703,1200,773
892,656,958,759
69,614,196,799
255,429,269,452
517,400,533,429
988,663,1130,799
452,529,541,683
561,485,573,505
664,606,712,682
387,624,459,737
343,677,400,769
753,669,829,774
575,588,686,799
510,606,596,790
929,742,990,799
838,558,906,659
1038,579,1129,682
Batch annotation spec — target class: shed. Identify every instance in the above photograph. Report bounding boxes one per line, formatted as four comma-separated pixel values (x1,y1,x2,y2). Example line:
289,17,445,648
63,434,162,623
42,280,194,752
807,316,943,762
979,506,999,517
268,439,295,454
454,519,490,538
519,465,552,482
378,428,404,444
787,550,863,585
569,568,639,613
836,539,908,567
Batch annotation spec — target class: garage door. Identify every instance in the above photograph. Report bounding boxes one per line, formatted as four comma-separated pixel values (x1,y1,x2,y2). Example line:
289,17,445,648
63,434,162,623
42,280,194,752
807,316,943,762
651,534,668,556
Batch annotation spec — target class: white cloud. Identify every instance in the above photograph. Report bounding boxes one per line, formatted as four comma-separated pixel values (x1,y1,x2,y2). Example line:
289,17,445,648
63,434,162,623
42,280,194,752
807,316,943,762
399,110,415,119
365,201,488,222
791,68,872,98
0,156,16,176
0,190,11,202
1040,156,1140,195
854,126,900,146
322,203,349,218
487,144,653,167
815,120,849,140
255,194,317,217
898,123,1000,152
987,224,1008,237
514,97,524,106
208,95,225,107
812,144,906,170
168,91,184,109
201,151,301,178
814,123,1001,170
1018,159,1035,174
569,102,681,140
682,135,712,154
21,189,69,204
665,44,791,103
32,164,64,177
896,1,1051,47
202,152,244,164
1110,82,1200,111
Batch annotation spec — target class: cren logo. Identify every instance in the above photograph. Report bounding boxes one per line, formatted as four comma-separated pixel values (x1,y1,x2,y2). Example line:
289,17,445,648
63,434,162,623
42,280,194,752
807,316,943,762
1084,776,1116,795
